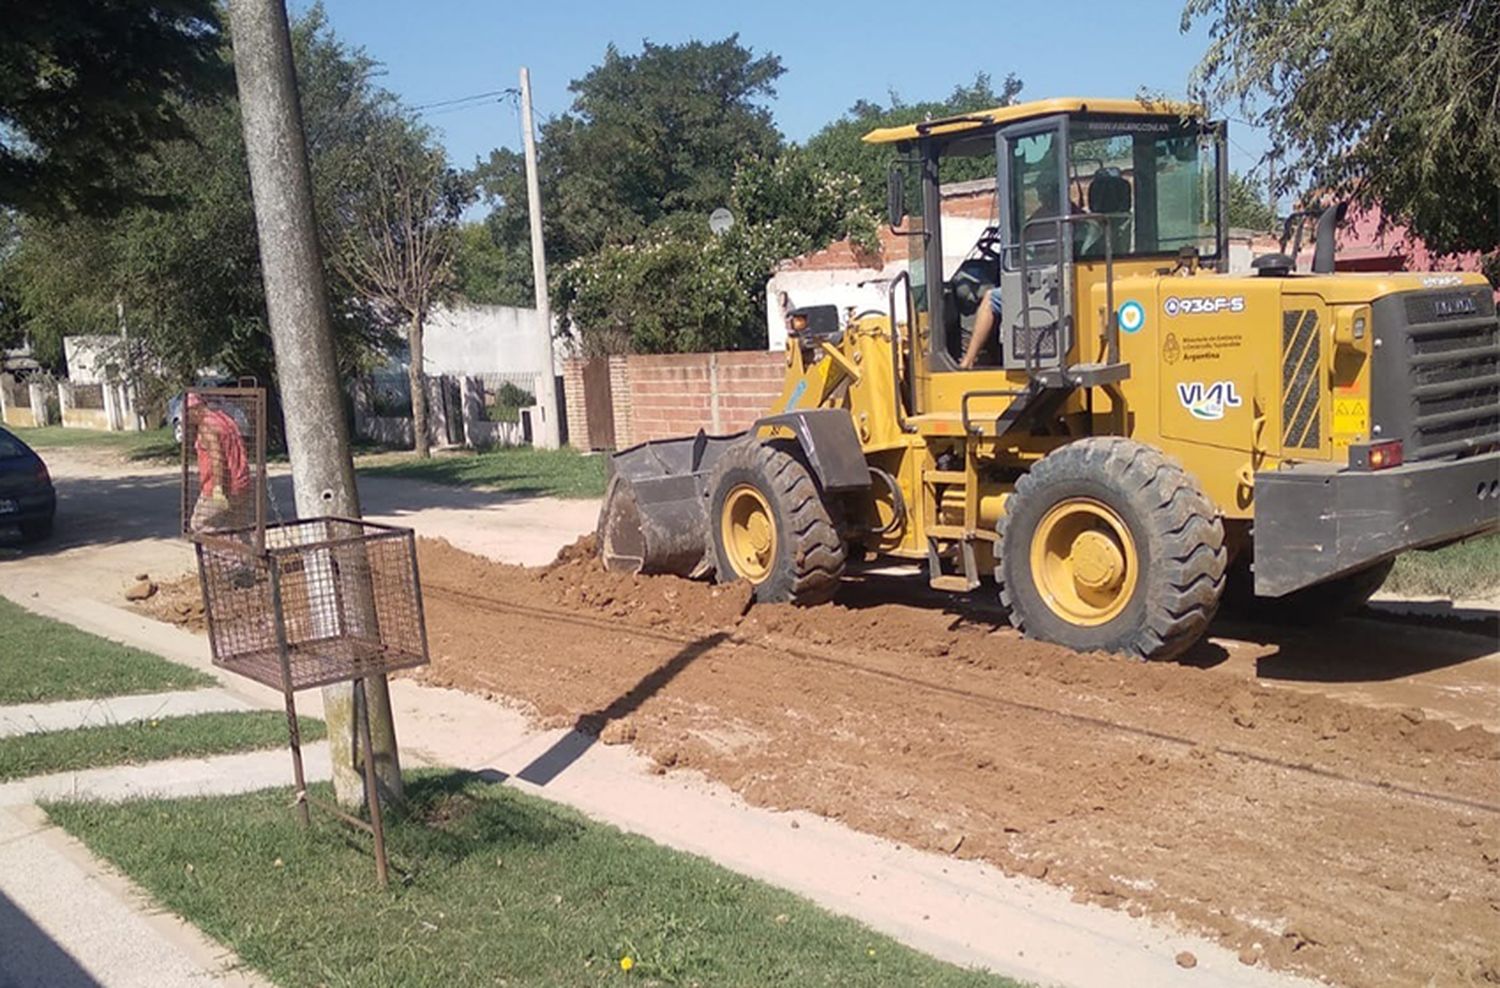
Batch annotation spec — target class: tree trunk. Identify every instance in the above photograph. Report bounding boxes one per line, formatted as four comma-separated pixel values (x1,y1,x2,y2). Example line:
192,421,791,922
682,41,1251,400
408,310,429,459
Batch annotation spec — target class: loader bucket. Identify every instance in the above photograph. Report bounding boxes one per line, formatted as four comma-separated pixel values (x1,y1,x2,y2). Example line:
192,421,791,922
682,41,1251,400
597,430,745,577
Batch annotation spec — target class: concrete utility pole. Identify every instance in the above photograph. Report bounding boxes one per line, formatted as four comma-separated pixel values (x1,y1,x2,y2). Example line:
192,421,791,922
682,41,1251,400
226,0,403,808
519,66,561,449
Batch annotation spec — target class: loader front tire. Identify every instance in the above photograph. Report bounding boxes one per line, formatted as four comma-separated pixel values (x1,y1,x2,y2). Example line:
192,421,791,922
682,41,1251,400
707,440,845,605
998,438,1226,661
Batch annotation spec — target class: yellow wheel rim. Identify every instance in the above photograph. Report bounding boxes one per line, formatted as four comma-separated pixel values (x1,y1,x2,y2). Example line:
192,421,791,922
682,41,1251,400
721,484,777,583
1030,497,1139,626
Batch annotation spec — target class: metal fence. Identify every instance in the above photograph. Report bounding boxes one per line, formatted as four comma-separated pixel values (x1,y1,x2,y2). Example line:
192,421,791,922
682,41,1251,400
472,372,539,423
70,382,105,409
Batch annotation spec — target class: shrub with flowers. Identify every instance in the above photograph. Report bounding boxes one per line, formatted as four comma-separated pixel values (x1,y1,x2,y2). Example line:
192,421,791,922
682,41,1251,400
556,150,879,357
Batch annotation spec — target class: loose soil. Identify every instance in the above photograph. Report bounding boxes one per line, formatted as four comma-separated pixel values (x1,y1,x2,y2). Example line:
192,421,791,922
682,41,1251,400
135,540,1500,986
413,538,1500,988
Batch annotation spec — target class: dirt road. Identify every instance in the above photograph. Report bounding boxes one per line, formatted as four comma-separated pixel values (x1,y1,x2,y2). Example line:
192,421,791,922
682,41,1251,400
14,446,1500,986
412,540,1500,988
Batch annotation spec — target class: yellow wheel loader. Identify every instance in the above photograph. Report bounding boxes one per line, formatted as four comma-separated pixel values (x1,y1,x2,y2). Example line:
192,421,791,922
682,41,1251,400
598,97,1500,660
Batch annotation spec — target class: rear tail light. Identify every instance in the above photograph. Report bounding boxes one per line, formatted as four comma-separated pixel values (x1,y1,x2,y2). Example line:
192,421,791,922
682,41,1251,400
1364,440,1404,470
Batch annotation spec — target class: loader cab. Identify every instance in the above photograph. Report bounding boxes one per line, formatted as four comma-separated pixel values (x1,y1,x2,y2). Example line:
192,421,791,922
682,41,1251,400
877,100,1229,399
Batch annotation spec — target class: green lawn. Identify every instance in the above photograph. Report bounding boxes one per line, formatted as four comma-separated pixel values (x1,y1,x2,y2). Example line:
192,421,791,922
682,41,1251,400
0,712,323,782
1385,532,1500,599
8,425,177,462
357,446,607,498
47,771,1020,988
0,597,214,704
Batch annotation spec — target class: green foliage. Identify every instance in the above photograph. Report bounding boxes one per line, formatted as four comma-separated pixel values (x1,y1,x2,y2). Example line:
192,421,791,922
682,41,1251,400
0,0,231,216
2,5,442,389
557,149,879,355
1386,533,1500,599
1186,0,1500,260
464,35,786,312
0,596,213,704
451,221,532,307
358,446,607,498
0,712,325,782
47,772,1021,987
802,73,1024,213
1226,170,1276,231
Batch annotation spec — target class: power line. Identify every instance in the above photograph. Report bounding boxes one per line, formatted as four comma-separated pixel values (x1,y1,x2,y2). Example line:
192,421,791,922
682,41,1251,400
410,88,517,112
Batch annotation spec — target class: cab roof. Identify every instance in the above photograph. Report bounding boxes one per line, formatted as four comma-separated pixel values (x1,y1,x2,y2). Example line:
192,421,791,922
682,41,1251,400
860,96,1202,145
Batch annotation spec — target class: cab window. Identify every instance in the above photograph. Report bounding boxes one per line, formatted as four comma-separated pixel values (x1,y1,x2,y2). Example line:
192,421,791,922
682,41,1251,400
1066,115,1221,260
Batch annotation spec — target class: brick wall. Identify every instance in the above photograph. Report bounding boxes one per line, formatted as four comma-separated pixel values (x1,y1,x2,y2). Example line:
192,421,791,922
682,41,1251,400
562,350,787,450
562,358,589,451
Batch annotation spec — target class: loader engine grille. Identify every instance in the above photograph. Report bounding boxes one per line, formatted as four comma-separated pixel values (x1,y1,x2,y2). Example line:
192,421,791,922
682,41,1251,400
1372,287,1500,462
1281,309,1323,450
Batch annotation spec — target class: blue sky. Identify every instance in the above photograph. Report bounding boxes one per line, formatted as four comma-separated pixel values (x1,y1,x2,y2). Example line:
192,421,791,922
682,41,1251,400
295,0,1270,181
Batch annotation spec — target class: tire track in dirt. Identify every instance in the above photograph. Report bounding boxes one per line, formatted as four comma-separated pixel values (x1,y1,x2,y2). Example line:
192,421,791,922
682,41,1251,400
412,539,1500,988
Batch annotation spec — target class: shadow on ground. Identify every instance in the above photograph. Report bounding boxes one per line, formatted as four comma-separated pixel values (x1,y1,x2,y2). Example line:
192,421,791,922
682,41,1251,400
0,888,103,987
0,465,576,560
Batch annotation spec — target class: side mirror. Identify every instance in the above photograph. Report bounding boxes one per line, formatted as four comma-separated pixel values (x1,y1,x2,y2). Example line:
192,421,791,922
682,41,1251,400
886,167,905,228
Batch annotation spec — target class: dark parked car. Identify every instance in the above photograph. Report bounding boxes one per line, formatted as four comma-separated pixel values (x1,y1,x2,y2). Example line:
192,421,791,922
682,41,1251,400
0,426,56,541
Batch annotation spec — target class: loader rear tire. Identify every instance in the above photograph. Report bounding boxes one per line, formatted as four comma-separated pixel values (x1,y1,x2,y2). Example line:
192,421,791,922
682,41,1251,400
707,440,845,606
997,438,1227,661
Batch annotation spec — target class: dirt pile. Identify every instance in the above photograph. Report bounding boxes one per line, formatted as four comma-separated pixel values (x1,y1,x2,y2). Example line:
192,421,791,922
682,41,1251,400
133,574,208,633
414,537,1500,988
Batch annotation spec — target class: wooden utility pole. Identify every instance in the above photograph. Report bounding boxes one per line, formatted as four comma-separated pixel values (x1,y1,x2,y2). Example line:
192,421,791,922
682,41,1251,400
519,67,561,449
226,0,403,809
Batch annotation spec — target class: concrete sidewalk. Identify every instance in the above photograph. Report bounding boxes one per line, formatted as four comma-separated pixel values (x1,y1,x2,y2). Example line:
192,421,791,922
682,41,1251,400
0,688,252,739
5,585,1314,988
0,803,270,987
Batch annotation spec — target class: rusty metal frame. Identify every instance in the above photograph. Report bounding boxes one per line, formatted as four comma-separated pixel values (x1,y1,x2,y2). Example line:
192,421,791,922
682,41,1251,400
193,513,428,888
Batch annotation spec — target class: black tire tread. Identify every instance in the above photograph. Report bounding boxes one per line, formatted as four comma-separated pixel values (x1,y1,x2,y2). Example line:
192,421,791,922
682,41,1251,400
708,440,845,605
997,437,1227,661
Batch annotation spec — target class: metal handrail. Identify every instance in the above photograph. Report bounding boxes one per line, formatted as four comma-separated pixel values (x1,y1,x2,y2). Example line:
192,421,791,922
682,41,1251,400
1013,211,1129,376
887,270,918,432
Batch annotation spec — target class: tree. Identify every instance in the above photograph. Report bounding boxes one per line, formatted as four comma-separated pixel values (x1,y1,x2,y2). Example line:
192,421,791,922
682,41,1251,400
2,5,434,395
1185,0,1500,265
802,73,1024,213
334,150,470,458
1226,170,1276,231
464,33,785,307
0,0,231,216
556,149,877,355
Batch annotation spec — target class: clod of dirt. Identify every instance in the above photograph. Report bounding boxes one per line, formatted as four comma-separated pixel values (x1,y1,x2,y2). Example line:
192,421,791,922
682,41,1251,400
547,533,598,571
123,578,157,602
1227,691,1258,729
1175,950,1198,969
1238,945,1262,966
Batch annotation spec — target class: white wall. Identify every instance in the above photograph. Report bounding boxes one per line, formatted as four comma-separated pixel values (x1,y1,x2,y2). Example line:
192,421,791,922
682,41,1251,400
63,335,124,384
420,303,564,376
764,218,991,352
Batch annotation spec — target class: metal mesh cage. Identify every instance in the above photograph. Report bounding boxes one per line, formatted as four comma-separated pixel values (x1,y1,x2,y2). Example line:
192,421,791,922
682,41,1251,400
182,387,266,550
194,517,429,692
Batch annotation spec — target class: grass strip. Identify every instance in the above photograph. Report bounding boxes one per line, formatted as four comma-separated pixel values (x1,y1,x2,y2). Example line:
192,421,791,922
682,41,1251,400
8,425,177,462
47,770,1020,988
0,711,323,782
0,597,214,704
1386,533,1500,599
357,446,607,498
